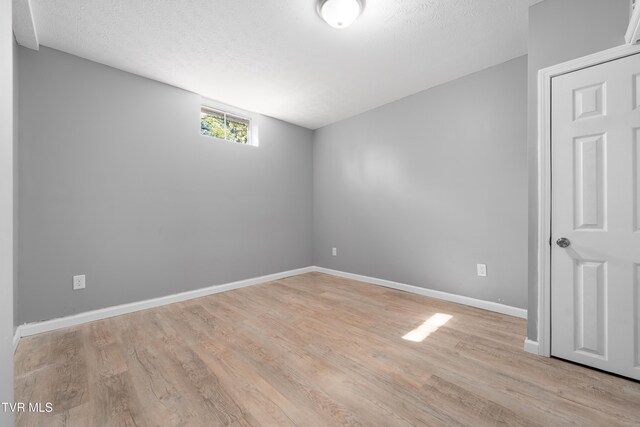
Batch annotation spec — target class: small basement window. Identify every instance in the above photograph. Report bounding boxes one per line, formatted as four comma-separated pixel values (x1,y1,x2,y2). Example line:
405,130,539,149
201,105,253,145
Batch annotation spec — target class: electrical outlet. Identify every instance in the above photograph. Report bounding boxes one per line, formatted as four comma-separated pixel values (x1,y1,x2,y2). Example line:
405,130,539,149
477,264,487,277
73,275,86,290
332,247,337,256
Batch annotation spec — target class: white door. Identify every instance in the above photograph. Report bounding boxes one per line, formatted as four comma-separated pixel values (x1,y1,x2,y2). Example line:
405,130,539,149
551,52,640,380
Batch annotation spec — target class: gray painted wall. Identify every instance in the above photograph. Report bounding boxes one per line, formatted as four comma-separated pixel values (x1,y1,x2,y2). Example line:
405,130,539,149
0,0,15,423
526,0,630,340
17,46,313,324
313,56,528,310
14,0,632,342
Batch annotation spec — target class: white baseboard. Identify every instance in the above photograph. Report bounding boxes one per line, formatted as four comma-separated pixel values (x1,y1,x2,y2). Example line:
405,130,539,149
13,326,21,353
523,338,540,355
15,265,527,340
17,266,315,338
313,267,528,319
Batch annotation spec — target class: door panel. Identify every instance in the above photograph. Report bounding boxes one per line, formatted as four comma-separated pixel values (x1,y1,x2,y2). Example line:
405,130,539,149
635,128,640,231
573,134,606,230
636,263,640,368
551,53,640,380
573,83,605,121
634,74,640,109
574,260,606,357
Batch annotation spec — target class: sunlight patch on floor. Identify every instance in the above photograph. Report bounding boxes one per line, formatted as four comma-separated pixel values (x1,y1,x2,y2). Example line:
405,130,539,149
402,313,452,342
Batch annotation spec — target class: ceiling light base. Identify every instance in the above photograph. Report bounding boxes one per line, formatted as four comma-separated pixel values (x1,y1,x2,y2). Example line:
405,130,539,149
317,0,365,29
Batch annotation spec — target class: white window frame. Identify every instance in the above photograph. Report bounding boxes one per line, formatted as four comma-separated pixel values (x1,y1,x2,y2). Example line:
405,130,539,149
200,99,259,147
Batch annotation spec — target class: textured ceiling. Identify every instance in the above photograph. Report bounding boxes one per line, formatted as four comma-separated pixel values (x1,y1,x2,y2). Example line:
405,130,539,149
27,0,542,129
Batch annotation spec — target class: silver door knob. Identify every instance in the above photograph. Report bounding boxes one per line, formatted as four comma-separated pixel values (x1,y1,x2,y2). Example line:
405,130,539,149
556,237,571,248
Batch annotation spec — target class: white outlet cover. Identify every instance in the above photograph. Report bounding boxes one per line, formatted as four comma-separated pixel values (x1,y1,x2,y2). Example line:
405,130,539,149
73,274,86,290
332,247,337,256
477,264,487,277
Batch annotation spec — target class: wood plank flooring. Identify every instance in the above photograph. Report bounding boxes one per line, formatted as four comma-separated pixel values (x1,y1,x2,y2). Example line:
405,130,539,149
14,272,640,426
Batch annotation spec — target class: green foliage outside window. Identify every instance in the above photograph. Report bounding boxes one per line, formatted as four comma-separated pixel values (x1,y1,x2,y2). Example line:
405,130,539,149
201,108,249,145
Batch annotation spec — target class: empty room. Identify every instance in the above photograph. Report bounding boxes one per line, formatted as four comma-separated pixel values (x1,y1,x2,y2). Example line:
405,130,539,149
1,0,640,425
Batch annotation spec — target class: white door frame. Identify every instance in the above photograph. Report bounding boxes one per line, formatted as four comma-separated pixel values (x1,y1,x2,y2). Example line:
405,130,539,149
626,1,640,45
535,43,640,357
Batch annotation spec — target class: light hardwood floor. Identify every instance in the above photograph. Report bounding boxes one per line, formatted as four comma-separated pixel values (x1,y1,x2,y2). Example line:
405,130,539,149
14,272,640,426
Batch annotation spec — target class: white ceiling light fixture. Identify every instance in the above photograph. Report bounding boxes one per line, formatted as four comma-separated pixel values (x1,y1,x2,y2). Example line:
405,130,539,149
317,0,364,29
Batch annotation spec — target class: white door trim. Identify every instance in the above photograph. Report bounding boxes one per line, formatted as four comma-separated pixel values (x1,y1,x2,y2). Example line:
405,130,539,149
535,43,640,357
626,1,640,45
